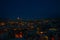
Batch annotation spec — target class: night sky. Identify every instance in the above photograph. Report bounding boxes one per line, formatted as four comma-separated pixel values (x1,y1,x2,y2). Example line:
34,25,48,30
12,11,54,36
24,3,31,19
0,0,60,19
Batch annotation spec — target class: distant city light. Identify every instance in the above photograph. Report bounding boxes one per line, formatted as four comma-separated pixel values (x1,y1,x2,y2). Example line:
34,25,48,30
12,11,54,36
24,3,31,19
0,18,59,40
0,22,5,26
49,28,56,31
44,36,48,40
40,32,44,34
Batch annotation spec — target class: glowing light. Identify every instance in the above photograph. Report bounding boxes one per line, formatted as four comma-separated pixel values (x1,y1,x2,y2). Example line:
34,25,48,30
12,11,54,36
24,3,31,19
44,36,48,40
19,34,23,38
19,32,23,38
17,17,20,20
15,34,19,38
0,22,5,26
40,32,43,34
49,28,56,31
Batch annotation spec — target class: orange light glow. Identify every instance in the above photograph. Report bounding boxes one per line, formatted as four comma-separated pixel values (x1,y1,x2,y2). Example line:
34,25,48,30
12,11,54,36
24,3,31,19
15,34,19,38
40,32,43,34
19,34,23,38
44,36,48,40
19,32,23,38
15,32,23,38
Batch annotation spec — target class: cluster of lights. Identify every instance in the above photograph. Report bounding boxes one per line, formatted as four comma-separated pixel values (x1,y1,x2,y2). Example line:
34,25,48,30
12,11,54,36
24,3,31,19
15,32,23,38
0,18,58,27
0,18,59,40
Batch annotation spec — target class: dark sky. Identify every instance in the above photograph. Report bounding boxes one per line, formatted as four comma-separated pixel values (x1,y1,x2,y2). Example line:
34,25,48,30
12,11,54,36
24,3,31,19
0,0,60,19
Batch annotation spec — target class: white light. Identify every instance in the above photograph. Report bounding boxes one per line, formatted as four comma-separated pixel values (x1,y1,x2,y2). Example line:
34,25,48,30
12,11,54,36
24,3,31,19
17,17,20,20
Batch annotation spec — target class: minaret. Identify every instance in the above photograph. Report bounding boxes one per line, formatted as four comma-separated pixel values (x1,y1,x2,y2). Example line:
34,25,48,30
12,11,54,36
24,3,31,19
17,16,20,20
17,16,22,20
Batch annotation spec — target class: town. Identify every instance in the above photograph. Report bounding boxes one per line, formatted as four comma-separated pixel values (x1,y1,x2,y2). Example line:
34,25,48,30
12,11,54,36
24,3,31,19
0,18,60,40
